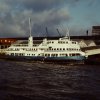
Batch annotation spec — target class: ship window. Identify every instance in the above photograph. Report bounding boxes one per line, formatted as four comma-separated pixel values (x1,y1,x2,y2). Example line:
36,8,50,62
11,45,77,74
51,54,56,57
72,54,75,56
66,54,68,56
60,54,67,56
72,42,76,44
69,54,72,56
56,54,58,57
63,48,65,50
54,48,56,50
49,47,52,49
57,48,59,50
48,54,50,57
76,53,80,56
45,54,50,56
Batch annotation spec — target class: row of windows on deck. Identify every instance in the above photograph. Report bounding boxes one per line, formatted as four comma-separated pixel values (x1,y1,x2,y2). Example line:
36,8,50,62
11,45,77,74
7,48,80,51
47,41,77,44
10,53,81,57
44,53,81,57
11,53,36,56
46,48,80,51
13,44,38,46
7,48,38,51
7,47,81,51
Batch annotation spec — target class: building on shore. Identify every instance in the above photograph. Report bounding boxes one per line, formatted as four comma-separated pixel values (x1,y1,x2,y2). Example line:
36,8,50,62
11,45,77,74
92,26,100,36
0,38,17,49
73,40,96,48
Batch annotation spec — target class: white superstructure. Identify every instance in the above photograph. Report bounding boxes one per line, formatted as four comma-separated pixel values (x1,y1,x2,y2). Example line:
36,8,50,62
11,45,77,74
4,34,85,61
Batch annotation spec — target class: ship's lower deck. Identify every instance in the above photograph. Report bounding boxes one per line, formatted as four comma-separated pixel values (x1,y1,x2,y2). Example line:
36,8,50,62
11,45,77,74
0,54,86,65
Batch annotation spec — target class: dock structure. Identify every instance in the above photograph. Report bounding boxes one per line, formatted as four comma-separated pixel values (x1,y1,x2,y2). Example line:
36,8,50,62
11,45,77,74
84,46,100,64
85,48,100,56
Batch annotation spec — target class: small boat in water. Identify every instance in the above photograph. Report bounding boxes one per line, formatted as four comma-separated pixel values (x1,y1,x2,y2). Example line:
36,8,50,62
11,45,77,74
4,19,86,64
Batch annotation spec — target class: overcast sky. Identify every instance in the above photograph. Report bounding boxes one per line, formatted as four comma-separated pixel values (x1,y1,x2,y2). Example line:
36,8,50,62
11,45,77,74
0,0,100,37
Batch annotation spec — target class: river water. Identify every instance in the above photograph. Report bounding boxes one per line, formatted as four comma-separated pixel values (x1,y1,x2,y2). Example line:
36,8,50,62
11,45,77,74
0,59,100,100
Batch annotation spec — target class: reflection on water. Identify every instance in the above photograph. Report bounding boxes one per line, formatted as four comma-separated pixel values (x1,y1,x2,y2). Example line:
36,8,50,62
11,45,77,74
0,59,100,100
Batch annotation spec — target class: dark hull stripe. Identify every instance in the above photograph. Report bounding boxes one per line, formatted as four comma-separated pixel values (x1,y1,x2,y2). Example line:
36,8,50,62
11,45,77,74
0,55,85,61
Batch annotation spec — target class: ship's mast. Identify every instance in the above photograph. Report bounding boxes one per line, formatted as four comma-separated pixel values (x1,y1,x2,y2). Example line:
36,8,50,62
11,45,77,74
66,27,70,40
28,18,33,47
29,18,32,37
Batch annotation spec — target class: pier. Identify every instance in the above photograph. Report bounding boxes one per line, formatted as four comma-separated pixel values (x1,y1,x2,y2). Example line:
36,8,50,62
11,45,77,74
81,46,100,56
85,48,100,56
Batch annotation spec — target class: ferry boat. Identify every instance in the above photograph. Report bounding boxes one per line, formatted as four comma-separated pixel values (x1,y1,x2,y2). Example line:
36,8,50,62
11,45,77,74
4,19,86,64
4,33,86,64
